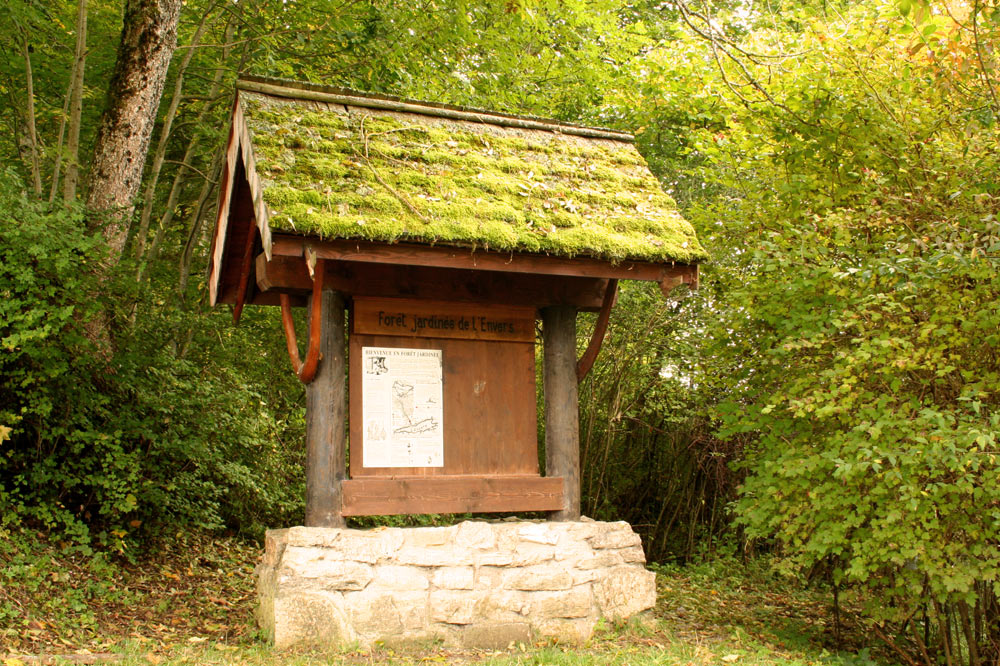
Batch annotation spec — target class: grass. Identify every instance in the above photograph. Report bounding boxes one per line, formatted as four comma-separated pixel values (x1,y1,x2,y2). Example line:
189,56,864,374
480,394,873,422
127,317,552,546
0,528,889,665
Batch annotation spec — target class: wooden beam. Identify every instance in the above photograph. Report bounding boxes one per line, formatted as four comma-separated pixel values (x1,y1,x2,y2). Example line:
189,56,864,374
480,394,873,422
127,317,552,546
231,222,257,325
255,253,610,310
304,288,347,527
341,476,565,516
270,235,696,284
576,279,618,382
542,305,580,521
238,78,634,143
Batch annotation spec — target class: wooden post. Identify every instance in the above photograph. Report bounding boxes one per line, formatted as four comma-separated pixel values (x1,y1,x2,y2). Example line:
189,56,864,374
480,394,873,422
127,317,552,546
542,305,580,521
305,288,346,527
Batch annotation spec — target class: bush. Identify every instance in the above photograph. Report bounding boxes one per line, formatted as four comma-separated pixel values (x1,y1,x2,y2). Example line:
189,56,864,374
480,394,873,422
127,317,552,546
0,170,305,548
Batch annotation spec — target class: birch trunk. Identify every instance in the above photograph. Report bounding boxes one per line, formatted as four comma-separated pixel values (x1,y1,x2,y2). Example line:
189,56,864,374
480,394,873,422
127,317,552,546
62,0,88,203
49,78,73,204
87,0,182,261
21,37,42,196
177,150,223,297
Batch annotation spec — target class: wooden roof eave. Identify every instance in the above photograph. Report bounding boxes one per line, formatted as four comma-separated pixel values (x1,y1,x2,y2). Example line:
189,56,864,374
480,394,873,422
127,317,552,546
208,93,274,307
266,233,698,297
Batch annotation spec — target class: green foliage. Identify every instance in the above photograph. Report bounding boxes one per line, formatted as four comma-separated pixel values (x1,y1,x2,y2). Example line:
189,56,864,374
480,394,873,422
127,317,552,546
0,170,306,546
578,282,744,562
623,1,1000,661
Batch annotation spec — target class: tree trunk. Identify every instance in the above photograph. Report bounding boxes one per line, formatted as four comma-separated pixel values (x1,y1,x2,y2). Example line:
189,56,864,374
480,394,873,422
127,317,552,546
132,8,213,262
20,36,42,196
177,149,222,299
48,76,73,204
86,0,182,261
62,0,88,203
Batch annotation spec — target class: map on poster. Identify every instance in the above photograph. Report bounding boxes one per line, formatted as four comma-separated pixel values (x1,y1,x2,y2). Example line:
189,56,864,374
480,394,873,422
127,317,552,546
361,347,444,468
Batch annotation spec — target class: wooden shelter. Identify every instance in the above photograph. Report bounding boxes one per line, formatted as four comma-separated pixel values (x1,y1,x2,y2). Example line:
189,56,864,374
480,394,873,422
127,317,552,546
208,76,706,527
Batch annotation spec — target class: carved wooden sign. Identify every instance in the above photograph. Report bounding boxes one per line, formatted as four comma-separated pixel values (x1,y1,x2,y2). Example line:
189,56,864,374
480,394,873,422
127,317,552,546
353,298,535,342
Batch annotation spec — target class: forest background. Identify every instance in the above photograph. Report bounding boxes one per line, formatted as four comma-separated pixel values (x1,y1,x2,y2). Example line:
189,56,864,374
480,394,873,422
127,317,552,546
0,0,997,663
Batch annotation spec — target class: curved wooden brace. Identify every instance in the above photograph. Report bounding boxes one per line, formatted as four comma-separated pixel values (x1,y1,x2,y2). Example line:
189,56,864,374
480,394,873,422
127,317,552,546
576,278,618,383
279,259,326,384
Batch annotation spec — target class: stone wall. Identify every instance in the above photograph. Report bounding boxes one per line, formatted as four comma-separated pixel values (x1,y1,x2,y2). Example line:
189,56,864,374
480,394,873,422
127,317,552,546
257,519,657,649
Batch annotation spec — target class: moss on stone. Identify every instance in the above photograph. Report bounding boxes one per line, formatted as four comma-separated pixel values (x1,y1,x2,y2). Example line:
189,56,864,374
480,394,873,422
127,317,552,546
241,92,707,264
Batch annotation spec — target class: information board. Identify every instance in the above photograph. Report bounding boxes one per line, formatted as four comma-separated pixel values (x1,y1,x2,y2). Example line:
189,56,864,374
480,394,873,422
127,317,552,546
361,346,444,468
353,298,535,343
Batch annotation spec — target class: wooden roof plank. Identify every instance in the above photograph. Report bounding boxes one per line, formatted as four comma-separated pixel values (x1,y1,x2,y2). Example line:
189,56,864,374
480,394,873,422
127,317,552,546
269,234,697,284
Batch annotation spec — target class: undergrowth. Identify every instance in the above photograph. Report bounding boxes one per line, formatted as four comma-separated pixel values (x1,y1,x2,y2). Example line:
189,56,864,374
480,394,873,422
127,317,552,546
0,527,892,665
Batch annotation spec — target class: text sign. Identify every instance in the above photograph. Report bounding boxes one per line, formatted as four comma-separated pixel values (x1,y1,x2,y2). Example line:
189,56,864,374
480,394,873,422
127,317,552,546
354,298,535,343
361,347,444,468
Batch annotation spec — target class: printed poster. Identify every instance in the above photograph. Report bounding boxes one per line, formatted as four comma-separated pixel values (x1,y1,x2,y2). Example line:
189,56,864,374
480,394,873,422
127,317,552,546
361,347,444,467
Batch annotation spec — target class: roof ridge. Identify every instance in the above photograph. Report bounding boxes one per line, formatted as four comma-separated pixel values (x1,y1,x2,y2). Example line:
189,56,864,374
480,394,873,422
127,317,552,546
236,75,634,143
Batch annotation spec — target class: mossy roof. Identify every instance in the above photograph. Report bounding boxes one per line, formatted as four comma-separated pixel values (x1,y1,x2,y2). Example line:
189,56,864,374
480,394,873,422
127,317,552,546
236,86,706,264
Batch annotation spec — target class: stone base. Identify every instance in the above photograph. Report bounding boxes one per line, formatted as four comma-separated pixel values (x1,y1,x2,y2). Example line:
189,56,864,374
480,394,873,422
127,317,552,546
256,519,657,649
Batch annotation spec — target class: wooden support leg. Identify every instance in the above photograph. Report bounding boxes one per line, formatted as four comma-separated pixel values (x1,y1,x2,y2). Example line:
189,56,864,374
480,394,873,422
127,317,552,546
542,305,580,521
305,289,346,527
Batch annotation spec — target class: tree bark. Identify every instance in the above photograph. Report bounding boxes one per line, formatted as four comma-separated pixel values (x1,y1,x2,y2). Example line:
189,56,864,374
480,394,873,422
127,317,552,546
62,0,88,202
49,76,73,204
132,8,214,263
86,0,182,261
20,36,42,196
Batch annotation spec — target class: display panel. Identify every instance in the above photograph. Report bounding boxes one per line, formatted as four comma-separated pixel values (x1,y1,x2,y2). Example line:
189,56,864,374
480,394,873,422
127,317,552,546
361,347,444,468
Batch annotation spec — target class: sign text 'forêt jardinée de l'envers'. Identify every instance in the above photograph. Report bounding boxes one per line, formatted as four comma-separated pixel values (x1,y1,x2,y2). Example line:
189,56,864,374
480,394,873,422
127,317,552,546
354,298,535,343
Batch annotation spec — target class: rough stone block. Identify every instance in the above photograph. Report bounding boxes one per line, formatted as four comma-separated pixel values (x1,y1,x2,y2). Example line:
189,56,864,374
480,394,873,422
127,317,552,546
517,522,561,545
335,528,405,563
587,525,642,550
619,546,646,563
593,565,657,620
397,545,470,568
459,622,532,649
477,590,531,618
503,565,573,591
455,521,495,550
404,525,453,547
576,552,623,570
526,588,593,619
272,591,353,648
432,566,475,590
371,565,429,591
476,550,514,567
343,589,428,638
474,565,505,589
280,548,373,591
509,543,556,566
430,589,486,625
534,617,595,643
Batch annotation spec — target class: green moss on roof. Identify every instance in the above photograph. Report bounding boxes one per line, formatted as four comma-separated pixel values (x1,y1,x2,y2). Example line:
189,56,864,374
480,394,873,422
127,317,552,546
241,92,707,264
